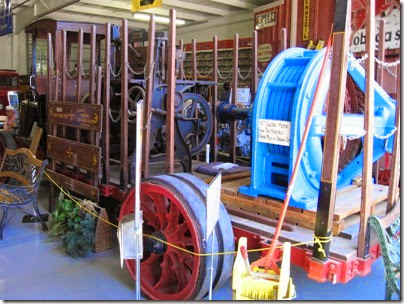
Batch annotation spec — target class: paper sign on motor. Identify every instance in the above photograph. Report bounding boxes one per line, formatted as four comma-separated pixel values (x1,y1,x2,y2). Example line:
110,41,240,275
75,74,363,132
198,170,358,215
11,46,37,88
258,119,291,146
206,173,222,240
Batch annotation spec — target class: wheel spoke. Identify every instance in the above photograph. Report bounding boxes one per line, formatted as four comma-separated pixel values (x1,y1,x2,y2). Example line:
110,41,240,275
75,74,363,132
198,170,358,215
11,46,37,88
154,254,176,291
167,251,190,293
147,193,169,229
165,202,180,234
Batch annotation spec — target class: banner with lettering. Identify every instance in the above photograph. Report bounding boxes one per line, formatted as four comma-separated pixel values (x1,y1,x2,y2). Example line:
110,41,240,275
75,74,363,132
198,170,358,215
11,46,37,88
131,0,162,13
350,6,400,52
0,0,12,36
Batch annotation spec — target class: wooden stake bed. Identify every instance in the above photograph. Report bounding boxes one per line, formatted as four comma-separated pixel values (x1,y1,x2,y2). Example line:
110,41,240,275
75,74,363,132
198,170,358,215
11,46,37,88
190,163,390,261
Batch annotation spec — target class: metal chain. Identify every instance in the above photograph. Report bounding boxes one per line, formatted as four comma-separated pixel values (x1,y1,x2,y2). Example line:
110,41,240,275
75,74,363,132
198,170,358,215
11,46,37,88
64,66,78,79
349,53,368,70
374,126,397,140
143,111,153,130
144,62,155,81
341,130,367,150
196,68,213,78
127,62,144,75
217,68,233,80
238,67,252,80
109,63,122,78
108,108,120,123
374,57,400,78
257,67,265,75
81,65,90,78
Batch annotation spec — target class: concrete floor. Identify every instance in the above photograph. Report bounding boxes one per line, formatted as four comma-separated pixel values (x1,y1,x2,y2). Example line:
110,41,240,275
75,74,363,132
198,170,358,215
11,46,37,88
0,181,398,301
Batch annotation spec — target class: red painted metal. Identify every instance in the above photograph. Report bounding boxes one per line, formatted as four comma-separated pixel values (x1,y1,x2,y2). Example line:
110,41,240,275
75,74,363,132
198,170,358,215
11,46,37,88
99,183,128,202
119,184,203,300
233,225,382,284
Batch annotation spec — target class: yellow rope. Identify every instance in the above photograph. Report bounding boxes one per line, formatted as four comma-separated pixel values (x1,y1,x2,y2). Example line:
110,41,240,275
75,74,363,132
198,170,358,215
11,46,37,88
44,171,332,257
313,234,333,257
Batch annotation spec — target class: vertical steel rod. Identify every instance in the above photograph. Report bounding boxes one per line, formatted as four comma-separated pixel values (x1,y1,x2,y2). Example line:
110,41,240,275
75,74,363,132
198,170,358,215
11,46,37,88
103,22,111,184
120,19,129,190
358,0,375,259
142,15,156,178
165,9,176,174
230,33,239,164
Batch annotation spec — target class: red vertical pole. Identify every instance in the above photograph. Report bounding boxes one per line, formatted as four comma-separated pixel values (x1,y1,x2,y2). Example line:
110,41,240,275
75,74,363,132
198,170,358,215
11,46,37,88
103,23,111,185
179,38,184,80
230,33,239,164
165,9,176,174
210,35,218,162
89,25,96,104
120,19,129,190
251,30,258,103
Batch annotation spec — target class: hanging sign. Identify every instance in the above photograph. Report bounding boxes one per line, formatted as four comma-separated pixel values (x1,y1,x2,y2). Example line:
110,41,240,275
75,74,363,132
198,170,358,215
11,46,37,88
302,0,310,41
258,43,272,63
350,8,400,52
0,0,12,36
131,0,162,13
255,10,277,30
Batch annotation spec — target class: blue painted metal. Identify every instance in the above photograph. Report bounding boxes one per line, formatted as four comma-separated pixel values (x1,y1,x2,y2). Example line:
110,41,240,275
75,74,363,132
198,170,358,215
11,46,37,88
239,48,396,210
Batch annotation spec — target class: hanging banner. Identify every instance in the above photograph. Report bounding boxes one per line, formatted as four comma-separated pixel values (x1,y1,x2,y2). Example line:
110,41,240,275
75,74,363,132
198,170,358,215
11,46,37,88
131,0,162,13
350,6,400,52
0,0,12,36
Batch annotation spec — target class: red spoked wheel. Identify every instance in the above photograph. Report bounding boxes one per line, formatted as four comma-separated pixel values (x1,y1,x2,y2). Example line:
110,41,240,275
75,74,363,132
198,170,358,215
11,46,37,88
119,175,218,300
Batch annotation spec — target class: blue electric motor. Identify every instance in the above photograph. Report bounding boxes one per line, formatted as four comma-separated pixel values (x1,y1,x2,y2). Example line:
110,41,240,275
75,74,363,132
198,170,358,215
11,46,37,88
239,48,397,210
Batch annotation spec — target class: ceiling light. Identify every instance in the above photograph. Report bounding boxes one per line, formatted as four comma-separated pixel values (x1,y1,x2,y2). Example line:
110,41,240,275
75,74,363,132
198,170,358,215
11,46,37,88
132,13,186,25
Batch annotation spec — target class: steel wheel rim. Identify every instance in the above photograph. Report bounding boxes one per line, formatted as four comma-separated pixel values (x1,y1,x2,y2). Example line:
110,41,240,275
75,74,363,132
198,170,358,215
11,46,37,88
119,183,202,300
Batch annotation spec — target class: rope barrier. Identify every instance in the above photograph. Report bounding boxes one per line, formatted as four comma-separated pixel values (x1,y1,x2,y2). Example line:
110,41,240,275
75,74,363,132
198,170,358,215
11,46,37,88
44,171,332,257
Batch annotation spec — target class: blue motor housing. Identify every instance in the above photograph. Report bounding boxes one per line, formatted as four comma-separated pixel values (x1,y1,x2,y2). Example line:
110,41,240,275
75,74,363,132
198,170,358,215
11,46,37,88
239,48,397,210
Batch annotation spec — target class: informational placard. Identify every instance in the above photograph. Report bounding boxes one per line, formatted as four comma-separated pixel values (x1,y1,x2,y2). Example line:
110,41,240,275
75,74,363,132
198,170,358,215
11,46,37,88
0,0,12,36
350,8,400,52
255,10,277,30
258,119,291,146
229,88,251,105
258,43,272,63
302,0,310,41
206,173,222,240
48,102,102,131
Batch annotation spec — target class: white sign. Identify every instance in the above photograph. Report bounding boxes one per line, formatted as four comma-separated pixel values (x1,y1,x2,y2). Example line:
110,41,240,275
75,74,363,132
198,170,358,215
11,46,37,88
229,88,251,105
206,173,222,240
350,8,400,52
258,119,291,146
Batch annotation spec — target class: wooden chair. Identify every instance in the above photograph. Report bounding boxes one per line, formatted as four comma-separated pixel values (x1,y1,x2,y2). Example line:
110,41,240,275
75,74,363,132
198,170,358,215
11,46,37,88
0,147,48,239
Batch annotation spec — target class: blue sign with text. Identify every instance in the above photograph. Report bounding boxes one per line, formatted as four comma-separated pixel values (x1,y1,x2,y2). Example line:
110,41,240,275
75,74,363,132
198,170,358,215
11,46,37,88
0,0,12,36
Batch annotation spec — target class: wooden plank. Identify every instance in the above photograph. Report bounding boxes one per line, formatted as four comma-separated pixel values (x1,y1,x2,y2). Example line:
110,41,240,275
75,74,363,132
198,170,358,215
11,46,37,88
46,169,99,202
222,177,251,195
221,193,316,230
29,125,43,155
47,135,101,173
313,0,351,261
226,205,295,232
333,184,388,220
358,0,375,259
48,101,102,131
386,64,400,212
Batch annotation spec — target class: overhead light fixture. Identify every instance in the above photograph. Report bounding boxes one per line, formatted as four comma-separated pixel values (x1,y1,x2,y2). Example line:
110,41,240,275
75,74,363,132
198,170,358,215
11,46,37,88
132,13,186,25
